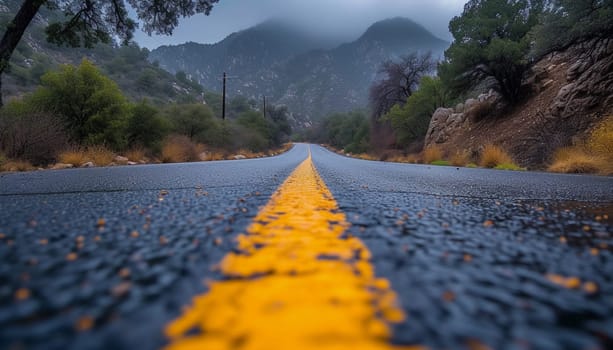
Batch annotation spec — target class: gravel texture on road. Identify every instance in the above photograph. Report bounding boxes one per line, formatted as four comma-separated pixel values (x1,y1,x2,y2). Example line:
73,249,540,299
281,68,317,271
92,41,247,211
0,143,611,350
0,146,305,350
311,145,613,350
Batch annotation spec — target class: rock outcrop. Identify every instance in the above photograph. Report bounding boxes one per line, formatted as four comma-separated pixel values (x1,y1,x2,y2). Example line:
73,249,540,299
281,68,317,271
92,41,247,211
426,89,501,146
424,38,613,168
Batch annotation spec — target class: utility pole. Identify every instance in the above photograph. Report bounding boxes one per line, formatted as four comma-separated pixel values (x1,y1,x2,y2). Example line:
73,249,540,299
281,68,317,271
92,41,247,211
222,72,227,120
262,95,267,119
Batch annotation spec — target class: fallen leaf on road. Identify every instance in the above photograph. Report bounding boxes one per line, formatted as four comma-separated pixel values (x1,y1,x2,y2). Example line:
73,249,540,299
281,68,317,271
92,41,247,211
14,288,30,301
75,316,94,331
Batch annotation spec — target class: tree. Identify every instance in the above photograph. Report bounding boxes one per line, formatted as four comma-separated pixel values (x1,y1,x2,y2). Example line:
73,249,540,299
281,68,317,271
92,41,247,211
369,52,436,150
266,105,292,147
369,53,436,119
533,0,613,57
127,101,170,152
316,111,370,154
163,103,219,142
441,0,544,103
30,59,130,149
383,76,451,148
236,110,270,152
0,0,221,106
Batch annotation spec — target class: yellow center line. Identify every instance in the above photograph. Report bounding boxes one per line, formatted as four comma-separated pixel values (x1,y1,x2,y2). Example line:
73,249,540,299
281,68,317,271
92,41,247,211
165,147,421,350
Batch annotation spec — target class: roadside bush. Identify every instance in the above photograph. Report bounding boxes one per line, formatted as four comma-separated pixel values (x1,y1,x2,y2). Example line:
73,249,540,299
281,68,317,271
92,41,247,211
431,160,451,166
86,146,115,166
0,100,68,165
480,145,515,168
164,103,221,145
0,160,35,172
127,102,170,153
161,135,199,163
423,146,444,164
548,147,603,174
587,116,613,160
58,149,89,166
125,148,146,162
450,150,470,167
548,117,613,175
57,146,115,166
234,111,272,152
315,111,370,153
30,59,131,150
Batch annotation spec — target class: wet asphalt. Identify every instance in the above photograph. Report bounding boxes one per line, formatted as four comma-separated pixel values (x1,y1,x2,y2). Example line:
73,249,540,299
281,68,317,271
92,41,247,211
1,143,612,350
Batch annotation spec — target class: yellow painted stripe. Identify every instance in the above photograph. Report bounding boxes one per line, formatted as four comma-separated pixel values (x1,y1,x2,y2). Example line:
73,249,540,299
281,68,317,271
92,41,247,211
165,149,421,350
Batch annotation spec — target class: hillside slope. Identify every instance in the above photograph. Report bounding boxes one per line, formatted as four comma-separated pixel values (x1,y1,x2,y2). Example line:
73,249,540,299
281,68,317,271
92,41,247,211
425,38,613,169
0,0,203,104
150,17,449,124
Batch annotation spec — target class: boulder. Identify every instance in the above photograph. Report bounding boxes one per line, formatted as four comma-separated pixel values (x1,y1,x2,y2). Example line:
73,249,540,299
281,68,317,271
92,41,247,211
81,162,95,168
425,108,454,146
464,98,478,110
455,103,465,113
127,161,139,165
198,152,209,161
51,163,74,170
114,156,128,163
233,155,247,160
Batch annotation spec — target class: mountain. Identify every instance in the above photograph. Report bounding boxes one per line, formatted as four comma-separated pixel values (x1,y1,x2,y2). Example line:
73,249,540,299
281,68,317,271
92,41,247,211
149,19,333,96
150,17,449,125
0,0,203,105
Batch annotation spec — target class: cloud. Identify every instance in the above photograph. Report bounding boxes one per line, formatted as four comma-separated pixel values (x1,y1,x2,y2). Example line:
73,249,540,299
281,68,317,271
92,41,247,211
134,0,466,49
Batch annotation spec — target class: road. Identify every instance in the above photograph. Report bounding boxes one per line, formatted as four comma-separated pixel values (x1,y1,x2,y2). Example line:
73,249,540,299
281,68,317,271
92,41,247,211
0,143,611,350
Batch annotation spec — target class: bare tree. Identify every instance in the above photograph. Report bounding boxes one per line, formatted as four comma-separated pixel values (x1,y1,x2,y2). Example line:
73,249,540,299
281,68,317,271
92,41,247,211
369,52,436,119
369,52,435,150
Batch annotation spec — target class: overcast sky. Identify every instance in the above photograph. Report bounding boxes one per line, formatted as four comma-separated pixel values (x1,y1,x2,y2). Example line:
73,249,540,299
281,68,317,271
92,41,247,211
133,0,467,49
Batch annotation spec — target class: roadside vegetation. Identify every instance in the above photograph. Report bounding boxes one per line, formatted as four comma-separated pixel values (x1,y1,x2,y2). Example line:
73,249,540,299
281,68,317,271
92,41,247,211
0,59,292,172
311,0,612,174
548,116,613,175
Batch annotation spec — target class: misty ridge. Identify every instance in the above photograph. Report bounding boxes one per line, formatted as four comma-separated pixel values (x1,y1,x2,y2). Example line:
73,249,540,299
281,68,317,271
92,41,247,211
149,17,449,126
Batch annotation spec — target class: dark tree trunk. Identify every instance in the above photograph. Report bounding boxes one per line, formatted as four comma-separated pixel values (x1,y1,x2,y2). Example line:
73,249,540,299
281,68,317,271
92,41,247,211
0,0,46,107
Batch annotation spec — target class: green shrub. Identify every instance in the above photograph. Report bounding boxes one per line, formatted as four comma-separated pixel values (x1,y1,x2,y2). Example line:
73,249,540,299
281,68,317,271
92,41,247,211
383,77,451,148
127,102,170,152
30,59,130,150
494,163,526,171
431,160,451,166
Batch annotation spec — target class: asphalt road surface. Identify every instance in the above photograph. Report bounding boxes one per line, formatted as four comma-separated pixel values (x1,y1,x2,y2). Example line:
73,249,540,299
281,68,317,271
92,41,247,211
0,143,611,350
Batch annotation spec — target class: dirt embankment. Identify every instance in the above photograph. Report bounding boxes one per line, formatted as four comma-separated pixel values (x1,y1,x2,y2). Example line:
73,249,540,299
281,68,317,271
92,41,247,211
425,38,613,170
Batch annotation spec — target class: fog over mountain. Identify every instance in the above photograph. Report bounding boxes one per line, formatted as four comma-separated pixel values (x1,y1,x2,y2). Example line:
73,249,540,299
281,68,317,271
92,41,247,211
133,0,465,49
149,17,449,126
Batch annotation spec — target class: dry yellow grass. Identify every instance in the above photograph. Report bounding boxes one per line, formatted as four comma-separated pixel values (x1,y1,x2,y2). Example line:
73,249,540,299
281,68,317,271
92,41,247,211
548,147,605,174
387,155,407,163
125,148,145,162
207,151,226,161
235,149,258,159
405,154,422,164
86,146,115,166
386,154,420,163
549,116,613,175
58,149,89,166
354,153,377,161
161,135,198,163
1,160,35,172
480,145,514,168
587,115,613,160
423,146,444,164
450,151,470,167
